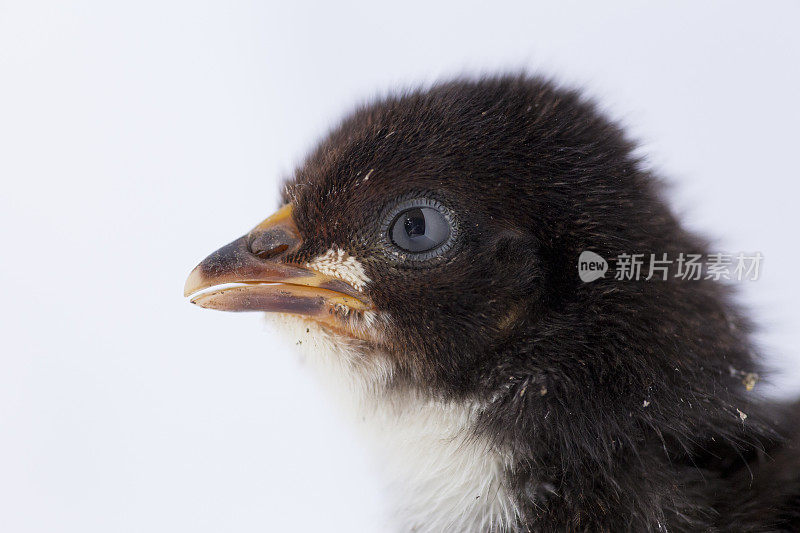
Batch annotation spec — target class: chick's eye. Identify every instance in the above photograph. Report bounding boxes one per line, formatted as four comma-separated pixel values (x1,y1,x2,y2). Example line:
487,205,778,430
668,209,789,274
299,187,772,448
391,207,449,252
384,198,456,260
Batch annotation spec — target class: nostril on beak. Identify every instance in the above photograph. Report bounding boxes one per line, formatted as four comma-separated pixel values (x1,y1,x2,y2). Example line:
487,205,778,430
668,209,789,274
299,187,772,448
248,230,294,261
252,243,288,261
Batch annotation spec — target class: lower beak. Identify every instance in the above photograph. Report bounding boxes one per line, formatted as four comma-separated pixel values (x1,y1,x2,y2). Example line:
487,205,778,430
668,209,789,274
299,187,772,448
184,205,370,325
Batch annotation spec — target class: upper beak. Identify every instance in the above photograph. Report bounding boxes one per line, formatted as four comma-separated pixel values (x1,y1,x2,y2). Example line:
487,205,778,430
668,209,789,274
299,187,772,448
184,204,370,324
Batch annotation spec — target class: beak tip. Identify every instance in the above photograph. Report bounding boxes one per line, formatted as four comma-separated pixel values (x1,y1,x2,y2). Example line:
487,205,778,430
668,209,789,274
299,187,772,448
184,266,204,298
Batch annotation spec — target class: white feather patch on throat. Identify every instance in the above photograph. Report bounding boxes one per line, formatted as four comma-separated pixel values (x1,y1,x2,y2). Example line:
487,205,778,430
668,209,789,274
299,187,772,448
269,315,518,532
307,247,370,292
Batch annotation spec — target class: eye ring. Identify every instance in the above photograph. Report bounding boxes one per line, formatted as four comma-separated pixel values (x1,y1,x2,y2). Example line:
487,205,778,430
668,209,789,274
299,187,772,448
380,197,458,262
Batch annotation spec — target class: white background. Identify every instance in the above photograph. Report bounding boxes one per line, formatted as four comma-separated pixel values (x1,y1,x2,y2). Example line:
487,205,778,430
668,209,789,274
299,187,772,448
1,1,799,531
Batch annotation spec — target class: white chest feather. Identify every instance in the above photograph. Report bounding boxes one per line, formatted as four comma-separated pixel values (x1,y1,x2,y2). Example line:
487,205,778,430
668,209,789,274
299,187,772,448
270,316,518,532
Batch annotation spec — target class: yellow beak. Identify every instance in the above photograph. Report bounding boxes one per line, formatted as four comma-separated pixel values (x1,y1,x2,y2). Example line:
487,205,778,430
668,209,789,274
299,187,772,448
184,204,370,325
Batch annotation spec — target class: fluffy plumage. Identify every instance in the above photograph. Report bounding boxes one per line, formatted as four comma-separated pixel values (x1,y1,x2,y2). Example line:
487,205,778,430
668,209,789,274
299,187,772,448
196,75,800,531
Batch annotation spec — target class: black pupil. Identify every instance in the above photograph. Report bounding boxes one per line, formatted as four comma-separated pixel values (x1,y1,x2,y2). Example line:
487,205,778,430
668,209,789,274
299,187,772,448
390,204,451,254
403,209,426,237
